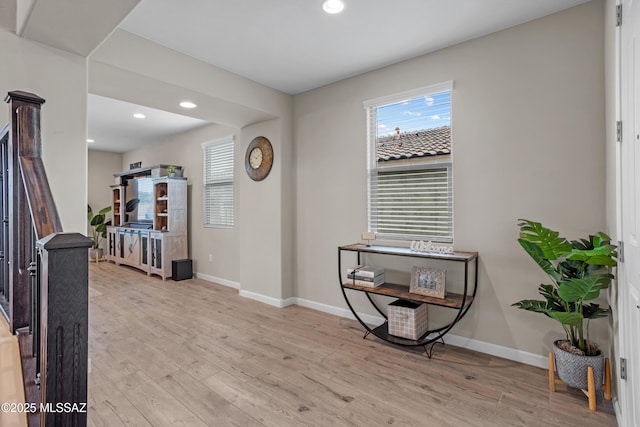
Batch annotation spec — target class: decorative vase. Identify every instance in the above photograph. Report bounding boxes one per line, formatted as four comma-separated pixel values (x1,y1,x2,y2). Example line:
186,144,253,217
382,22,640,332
552,340,604,390
89,248,103,261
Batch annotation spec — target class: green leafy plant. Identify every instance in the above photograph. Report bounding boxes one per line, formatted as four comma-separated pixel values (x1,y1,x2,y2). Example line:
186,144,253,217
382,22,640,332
512,219,617,356
87,205,112,249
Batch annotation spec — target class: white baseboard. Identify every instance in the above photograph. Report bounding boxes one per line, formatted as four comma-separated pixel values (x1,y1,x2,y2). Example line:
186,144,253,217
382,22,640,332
443,334,547,369
196,281,548,369
194,272,240,289
238,290,297,308
294,296,383,325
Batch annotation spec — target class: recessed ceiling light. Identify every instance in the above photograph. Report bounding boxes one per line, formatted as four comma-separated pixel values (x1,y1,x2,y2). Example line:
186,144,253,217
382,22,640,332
133,113,146,119
180,101,197,109
322,0,344,14
87,139,95,143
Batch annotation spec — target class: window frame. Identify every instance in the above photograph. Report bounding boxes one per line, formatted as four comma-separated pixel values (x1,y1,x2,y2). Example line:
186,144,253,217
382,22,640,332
202,136,235,228
364,81,454,243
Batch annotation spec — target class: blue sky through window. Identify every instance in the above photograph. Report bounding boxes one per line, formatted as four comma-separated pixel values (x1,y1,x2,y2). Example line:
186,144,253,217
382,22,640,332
376,90,451,138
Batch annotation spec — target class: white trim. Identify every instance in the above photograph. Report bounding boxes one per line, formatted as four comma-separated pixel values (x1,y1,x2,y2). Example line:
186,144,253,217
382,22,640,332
238,290,296,308
443,334,547,369
613,396,622,423
195,272,240,289
294,297,383,326
363,80,454,109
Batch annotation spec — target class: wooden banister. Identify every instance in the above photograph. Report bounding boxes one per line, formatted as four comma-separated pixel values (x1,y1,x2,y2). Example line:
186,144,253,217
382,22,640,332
19,157,63,240
2,91,92,427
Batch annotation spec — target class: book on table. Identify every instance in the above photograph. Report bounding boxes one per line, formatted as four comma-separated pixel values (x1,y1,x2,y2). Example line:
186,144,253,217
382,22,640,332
346,265,385,278
346,277,384,288
346,265,385,287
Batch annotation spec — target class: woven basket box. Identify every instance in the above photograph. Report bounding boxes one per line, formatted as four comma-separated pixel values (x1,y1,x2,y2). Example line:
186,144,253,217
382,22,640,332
388,300,428,340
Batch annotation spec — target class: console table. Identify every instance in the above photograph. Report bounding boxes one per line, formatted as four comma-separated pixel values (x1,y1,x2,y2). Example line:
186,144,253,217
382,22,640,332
338,243,478,357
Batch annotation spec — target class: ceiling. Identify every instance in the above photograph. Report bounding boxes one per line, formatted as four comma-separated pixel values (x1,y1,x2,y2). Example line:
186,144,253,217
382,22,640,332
88,95,208,152
85,0,590,152
119,0,591,95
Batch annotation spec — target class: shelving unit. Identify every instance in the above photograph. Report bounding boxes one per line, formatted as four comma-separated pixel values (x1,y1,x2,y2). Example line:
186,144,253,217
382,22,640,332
154,181,168,231
110,185,124,226
106,165,188,280
338,243,478,357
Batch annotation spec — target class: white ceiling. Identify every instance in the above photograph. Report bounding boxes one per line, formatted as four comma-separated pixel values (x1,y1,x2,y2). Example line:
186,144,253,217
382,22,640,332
119,0,591,95
87,95,207,152
88,0,591,152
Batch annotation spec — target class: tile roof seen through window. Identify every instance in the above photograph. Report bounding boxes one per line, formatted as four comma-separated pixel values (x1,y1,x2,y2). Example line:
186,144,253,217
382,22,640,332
377,126,450,162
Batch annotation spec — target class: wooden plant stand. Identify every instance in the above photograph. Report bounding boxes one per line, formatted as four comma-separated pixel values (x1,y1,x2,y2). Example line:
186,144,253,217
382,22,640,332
548,352,611,411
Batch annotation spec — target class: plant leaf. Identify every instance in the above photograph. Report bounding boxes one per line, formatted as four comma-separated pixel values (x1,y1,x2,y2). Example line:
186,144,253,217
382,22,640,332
537,284,565,311
517,219,572,260
511,299,553,317
90,214,104,227
583,303,609,319
557,276,607,303
518,239,559,280
98,206,112,215
548,311,583,326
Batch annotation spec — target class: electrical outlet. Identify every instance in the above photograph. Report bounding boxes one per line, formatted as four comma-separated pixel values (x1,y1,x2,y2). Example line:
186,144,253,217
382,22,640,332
208,254,213,262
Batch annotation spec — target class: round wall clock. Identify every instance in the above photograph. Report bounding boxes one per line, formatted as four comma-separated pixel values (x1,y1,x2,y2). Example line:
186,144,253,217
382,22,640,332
245,136,273,181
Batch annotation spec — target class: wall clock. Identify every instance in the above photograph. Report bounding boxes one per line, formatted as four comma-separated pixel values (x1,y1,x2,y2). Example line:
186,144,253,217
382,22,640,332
245,136,273,181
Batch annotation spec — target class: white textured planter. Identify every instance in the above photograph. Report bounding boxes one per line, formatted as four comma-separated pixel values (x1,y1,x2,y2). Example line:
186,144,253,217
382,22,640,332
552,340,604,390
88,248,103,262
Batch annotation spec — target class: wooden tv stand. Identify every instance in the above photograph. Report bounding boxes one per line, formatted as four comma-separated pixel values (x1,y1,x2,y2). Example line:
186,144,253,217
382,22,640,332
106,165,187,280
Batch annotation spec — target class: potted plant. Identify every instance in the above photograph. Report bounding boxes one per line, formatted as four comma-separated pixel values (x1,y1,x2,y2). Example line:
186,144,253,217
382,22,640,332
167,165,177,177
512,219,617,390
87,205,112,260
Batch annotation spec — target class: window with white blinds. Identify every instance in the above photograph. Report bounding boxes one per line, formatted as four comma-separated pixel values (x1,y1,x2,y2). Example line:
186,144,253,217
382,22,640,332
202,136,234,227
364,81,453,242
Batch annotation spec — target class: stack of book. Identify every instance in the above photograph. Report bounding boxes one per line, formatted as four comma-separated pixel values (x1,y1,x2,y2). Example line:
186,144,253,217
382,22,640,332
346,265,385,287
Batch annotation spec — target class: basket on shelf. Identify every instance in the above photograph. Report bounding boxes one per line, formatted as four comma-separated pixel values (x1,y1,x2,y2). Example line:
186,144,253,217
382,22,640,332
388,300,428,340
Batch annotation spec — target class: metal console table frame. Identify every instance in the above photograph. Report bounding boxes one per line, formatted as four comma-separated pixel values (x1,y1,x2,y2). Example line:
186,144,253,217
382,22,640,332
338,243,479,358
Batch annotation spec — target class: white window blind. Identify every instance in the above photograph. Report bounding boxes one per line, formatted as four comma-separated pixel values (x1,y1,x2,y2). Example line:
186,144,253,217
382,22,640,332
202,137,234,227
364,81,453,242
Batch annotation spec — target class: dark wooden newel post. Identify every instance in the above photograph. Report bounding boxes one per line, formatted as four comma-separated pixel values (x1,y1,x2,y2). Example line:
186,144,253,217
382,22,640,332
5,90,46,332
37,232,93,427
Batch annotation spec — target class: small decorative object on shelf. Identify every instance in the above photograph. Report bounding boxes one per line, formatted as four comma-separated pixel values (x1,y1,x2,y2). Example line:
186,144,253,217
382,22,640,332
410,240,454,254
361,232,375,247
167,165,177,177
347,265,385,287
130,161,141,169
388,300,428,340
410,266,446,298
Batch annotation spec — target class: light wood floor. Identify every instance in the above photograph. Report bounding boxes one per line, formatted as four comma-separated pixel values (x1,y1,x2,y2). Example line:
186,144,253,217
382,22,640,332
87,262,617,427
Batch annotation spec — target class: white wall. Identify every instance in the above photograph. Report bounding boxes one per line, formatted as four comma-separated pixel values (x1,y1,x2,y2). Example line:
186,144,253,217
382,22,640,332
87,150,122,248
89,30,294,299
239,119,289,300
0,28,87,233
293,1,606,357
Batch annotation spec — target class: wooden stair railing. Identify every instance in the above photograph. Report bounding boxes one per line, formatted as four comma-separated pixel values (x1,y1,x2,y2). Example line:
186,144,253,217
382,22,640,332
0,91,93,427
